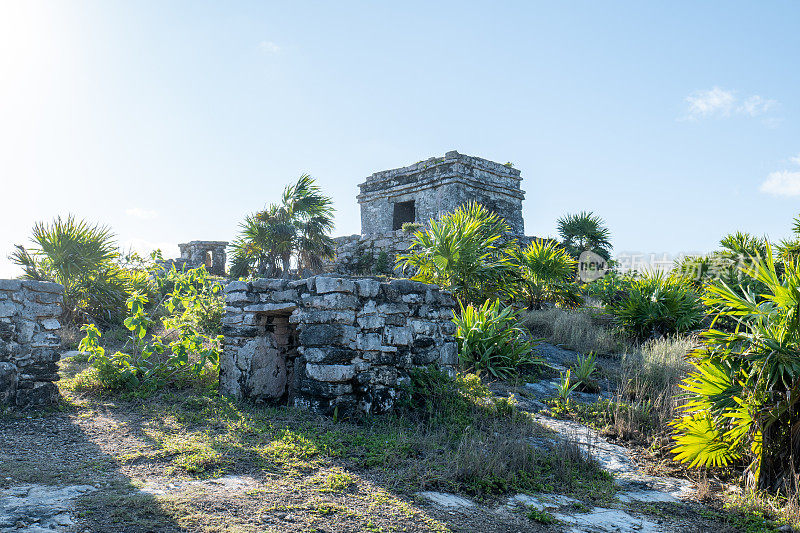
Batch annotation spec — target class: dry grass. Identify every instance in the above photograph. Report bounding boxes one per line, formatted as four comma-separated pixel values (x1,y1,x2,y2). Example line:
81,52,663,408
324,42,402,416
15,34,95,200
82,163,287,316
522,307,626,355
613,336,695,440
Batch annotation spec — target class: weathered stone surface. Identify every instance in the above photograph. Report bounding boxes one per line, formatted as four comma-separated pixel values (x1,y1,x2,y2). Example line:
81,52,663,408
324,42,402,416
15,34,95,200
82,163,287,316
0,280,63,407
221,275,457,416
0,362,18,403
305,363,355,383
315,277,356,295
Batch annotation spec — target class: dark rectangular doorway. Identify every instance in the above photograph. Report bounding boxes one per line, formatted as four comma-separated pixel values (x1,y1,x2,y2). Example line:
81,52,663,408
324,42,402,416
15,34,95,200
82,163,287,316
392,200,415,230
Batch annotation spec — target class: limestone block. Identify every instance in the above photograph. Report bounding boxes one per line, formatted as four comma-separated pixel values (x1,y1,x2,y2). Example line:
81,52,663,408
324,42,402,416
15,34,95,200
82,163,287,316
22,280,63,294
241,336,287,401
440,342,459,366
410,320,438,336
251,279,289,291
303,347,358,364
0,280,22,292
355,279,380,298
224,281,250,293
299,324,357,346
306,363,355,382
0,301,16,318
243,302,298,313
357,315,384,329
294,310,356,325
315,277,356,294
384,326,412,346
357,332,382,351
307,293,360,310
225,291,254,305
40,318,61,331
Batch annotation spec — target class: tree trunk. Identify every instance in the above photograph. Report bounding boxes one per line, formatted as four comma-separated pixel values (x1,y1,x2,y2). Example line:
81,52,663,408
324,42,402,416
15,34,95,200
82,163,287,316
758,399,800,494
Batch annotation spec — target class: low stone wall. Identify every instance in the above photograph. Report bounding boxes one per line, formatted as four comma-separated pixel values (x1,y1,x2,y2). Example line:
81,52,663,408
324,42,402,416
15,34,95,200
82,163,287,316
0,280,64,406
220,276,457,415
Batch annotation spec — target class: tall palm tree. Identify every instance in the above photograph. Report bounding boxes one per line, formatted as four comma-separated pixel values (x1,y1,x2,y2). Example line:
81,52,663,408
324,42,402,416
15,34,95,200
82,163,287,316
557,211,612,261
229,175,335,278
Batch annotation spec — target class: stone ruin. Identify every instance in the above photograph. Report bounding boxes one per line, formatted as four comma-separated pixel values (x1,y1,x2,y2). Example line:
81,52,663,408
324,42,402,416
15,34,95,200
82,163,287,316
0,280,63,406
330,151,530,275
220,275,457,415
358,150,525,236
174,240,228,276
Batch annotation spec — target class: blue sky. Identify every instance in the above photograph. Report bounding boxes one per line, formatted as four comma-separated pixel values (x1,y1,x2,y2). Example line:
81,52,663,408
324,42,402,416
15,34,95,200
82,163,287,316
1,1,799,277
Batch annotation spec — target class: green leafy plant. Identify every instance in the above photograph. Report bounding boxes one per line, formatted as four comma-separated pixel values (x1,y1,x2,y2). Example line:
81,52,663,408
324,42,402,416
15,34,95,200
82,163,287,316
571,352,600,393
79,291,223,391
401,222,423,234
557,211,612,261
606,271,704,339
157,265,224,335
557,369,578,405
671,245,800,494
397,202,518,304
229,175,335,278
511,239,581,309
452,299,541,379
11,214,155,325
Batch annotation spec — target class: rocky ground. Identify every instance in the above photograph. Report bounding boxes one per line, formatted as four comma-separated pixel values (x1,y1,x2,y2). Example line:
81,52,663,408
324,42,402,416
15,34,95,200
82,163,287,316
0,344,778,532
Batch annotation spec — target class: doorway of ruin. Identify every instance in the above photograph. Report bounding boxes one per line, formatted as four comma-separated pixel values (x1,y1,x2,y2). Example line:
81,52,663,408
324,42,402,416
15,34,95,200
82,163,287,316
247,312,299,404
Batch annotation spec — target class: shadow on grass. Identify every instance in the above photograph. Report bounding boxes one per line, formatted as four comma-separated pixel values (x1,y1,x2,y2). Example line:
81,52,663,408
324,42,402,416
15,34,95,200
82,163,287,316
0,405,184,532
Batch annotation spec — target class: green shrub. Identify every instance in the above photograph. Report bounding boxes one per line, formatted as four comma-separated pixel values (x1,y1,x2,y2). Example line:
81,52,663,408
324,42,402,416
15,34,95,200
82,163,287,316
511,239,582,309
606,272,704,339
401,222,423,233
571,352,600,393
156,265,224,335
671,246,800,494
397,202,518,304
452,299,541,379
11,215,157,326
78,291,223,392
582,271,636,306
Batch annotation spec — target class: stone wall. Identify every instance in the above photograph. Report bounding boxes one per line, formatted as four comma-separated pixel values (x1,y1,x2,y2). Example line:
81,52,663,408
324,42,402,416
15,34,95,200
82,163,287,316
357,150,526,236
220,276,457,415
0,280,63,407
327,231,416,276
176,240,228,276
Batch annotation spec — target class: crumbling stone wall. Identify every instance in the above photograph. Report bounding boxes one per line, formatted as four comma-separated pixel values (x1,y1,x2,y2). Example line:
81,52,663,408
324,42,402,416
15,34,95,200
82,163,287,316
358,150,526,236
175,240,228,276
328,231,416,276
220,276,457,415
0,280,63,406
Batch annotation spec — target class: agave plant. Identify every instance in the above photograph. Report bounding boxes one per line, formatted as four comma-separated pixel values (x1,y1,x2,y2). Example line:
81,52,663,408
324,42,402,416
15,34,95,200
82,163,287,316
671,245,800,493
606,271,705,339
452,298,541,379
397,202,518,304
511,239,581,309
229,175,335,278
557,211,612,261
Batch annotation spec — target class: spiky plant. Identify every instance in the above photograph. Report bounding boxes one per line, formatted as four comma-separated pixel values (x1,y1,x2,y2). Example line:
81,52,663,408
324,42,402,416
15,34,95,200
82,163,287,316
556,211,612,261
511,239,581,309
229,175,335,278
397,202,518,304
671,245,800,493
10,215,141,324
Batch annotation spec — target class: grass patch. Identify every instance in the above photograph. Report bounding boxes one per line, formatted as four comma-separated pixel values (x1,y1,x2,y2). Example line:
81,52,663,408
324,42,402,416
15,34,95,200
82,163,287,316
522,307,626,355
525,506,557,524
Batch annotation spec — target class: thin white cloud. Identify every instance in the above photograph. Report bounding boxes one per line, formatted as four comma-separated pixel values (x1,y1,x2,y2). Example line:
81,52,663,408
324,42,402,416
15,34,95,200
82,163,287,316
125,207,157,220
258,40,281,54
683,87,778,121
790,153,800,166
760,171,800,197
686,87,736,118
738,95,776,117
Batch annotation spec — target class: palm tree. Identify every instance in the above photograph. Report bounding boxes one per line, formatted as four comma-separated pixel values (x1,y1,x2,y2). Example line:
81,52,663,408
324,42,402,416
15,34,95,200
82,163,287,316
557,211,612,260
511,239,581,309
397,202,517,304
671,245,800,493
10,215,144,324
229,175,335,278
